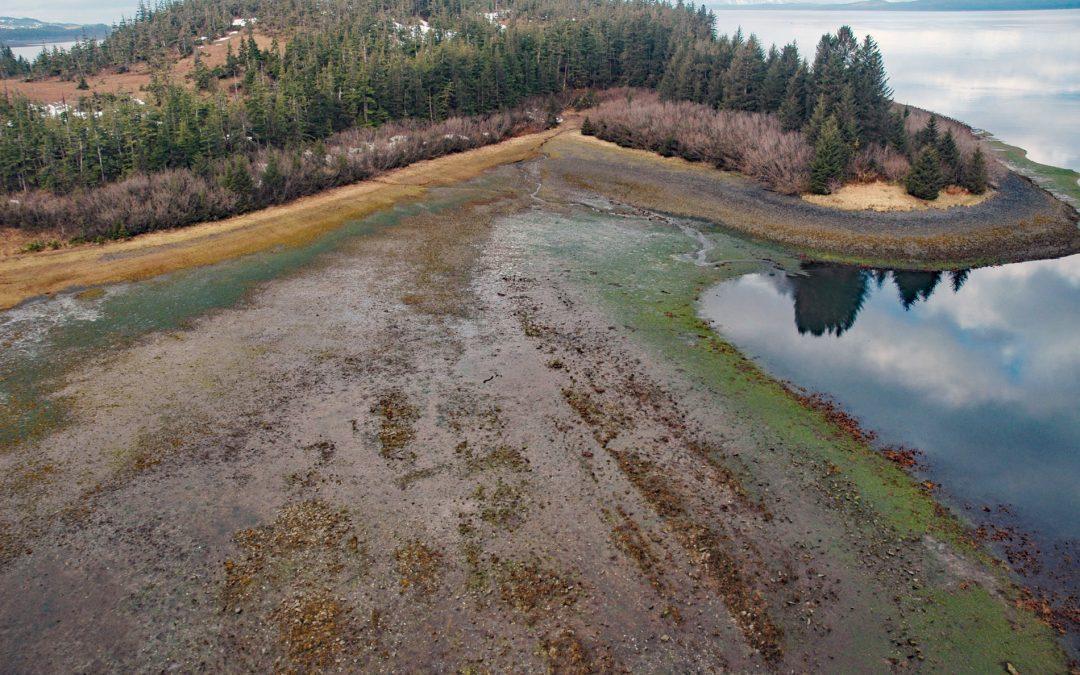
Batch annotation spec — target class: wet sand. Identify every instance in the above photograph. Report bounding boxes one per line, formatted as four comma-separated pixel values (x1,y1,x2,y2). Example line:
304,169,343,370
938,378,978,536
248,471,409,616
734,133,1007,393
0,153,1067,670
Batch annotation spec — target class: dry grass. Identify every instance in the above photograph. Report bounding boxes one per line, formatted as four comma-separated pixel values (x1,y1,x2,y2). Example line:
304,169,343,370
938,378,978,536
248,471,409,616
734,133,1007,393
803,181,993,212
223,499,362,607
538,628,615,674
460,443,530,474
561,388,629,448
610,451,782,663
608,508,665,591
473,479,528,530
1,32,274,103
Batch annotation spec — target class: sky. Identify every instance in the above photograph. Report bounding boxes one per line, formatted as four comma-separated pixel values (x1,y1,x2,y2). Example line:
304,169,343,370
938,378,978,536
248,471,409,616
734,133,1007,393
3,0,870,25
2,1,141,25
709,0,861,4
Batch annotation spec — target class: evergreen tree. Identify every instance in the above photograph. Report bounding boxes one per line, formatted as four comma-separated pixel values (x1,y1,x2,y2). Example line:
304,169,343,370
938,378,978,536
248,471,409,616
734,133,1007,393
580,117,596,136
835,84,860,149
805,94,831,146
722,36,767,112
220,157,254,203
809,115,850,195
192,52,214,91
851,36,891,144
936,130,961,184
260,154,285,202
961,147,989,194
906,146,944,200
778,65,809,132
915,115,939,149
886,110,909,156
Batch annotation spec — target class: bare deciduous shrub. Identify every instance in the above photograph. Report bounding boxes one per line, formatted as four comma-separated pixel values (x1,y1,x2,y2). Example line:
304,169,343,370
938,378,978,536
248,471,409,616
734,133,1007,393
853,144,911,183
588,92,812,194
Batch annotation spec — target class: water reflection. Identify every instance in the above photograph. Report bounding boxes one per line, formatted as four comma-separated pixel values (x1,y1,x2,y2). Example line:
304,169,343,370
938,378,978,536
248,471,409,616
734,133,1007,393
787,264,869,336
783,264,971,336
700,254,1080,543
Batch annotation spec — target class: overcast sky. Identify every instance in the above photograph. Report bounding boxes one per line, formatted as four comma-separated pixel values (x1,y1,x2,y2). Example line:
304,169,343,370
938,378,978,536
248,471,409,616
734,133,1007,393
3,1,141,24
7,0,865,25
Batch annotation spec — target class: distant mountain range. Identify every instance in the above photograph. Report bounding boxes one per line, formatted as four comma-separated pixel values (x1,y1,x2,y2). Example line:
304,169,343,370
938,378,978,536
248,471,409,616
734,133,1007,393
713,0,1080,10
0,17,111,46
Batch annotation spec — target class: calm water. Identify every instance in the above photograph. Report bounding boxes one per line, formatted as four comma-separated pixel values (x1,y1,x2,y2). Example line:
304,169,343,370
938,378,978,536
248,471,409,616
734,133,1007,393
8,41,79,60
707,9,1080,172
700,254,1080,545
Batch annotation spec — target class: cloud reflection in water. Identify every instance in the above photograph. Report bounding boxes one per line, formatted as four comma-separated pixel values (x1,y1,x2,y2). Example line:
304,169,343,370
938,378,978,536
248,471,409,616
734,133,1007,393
699,254,1080,540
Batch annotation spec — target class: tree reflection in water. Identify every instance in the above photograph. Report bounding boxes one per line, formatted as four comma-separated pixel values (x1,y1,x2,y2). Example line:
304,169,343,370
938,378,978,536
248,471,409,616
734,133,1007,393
787,264,969,336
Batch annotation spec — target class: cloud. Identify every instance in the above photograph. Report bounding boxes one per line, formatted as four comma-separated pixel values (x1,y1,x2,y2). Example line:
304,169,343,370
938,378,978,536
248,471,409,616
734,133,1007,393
1,1,139,25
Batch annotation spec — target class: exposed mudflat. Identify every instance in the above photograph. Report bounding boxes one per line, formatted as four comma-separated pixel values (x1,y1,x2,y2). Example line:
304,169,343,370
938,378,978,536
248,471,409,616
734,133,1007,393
0,138,1068,671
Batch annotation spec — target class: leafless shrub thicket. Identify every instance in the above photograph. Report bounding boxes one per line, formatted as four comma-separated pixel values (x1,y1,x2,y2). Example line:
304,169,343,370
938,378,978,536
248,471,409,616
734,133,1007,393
852,144,911,183
586,92,813,194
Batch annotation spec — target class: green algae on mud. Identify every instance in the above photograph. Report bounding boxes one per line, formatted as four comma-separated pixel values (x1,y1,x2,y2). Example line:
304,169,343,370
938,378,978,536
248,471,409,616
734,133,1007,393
990,138,1080,209
529,211,1068,670
0,183,490,452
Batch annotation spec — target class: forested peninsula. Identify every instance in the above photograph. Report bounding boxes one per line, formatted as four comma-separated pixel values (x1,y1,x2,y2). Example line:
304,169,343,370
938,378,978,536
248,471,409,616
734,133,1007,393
0,0,1075,258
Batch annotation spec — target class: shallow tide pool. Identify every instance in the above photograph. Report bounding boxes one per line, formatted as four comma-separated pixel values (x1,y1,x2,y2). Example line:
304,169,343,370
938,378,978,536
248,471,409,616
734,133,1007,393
700,254,1080,552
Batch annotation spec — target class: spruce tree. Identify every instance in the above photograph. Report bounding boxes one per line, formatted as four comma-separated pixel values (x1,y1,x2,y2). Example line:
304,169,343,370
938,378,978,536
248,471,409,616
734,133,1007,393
835,84,860,149
722,36,767,112
961,147,988,194
220,157,254,200
906,146,944,200
778,66,808,132
260,154,285,202
886,110,908,156
936,131,961,184
805,93,831,146
852,36,891,144
580,117,596,136
809,115,850,195
915,115,939,149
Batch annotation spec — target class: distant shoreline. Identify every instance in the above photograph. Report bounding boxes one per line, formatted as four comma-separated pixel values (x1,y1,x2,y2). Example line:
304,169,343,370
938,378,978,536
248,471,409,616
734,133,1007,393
710,2,1080,12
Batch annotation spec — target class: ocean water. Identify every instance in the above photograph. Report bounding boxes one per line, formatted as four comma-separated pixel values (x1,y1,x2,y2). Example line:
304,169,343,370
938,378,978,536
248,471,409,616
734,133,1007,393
706,8,1080,171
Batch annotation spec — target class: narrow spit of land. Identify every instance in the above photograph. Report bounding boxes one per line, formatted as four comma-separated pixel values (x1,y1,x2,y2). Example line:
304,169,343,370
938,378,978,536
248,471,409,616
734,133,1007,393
4,124,1078,314
0,124,568,311
0,130,1071,671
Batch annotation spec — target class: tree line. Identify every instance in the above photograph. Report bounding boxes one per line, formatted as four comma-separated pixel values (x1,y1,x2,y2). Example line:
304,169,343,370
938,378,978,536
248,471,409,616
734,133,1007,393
1,0,994,242
587,23,990,199
1,0,713,195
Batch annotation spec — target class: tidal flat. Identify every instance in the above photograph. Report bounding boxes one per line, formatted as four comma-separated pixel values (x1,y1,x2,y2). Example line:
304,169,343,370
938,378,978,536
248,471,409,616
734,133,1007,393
0,132,1073,670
